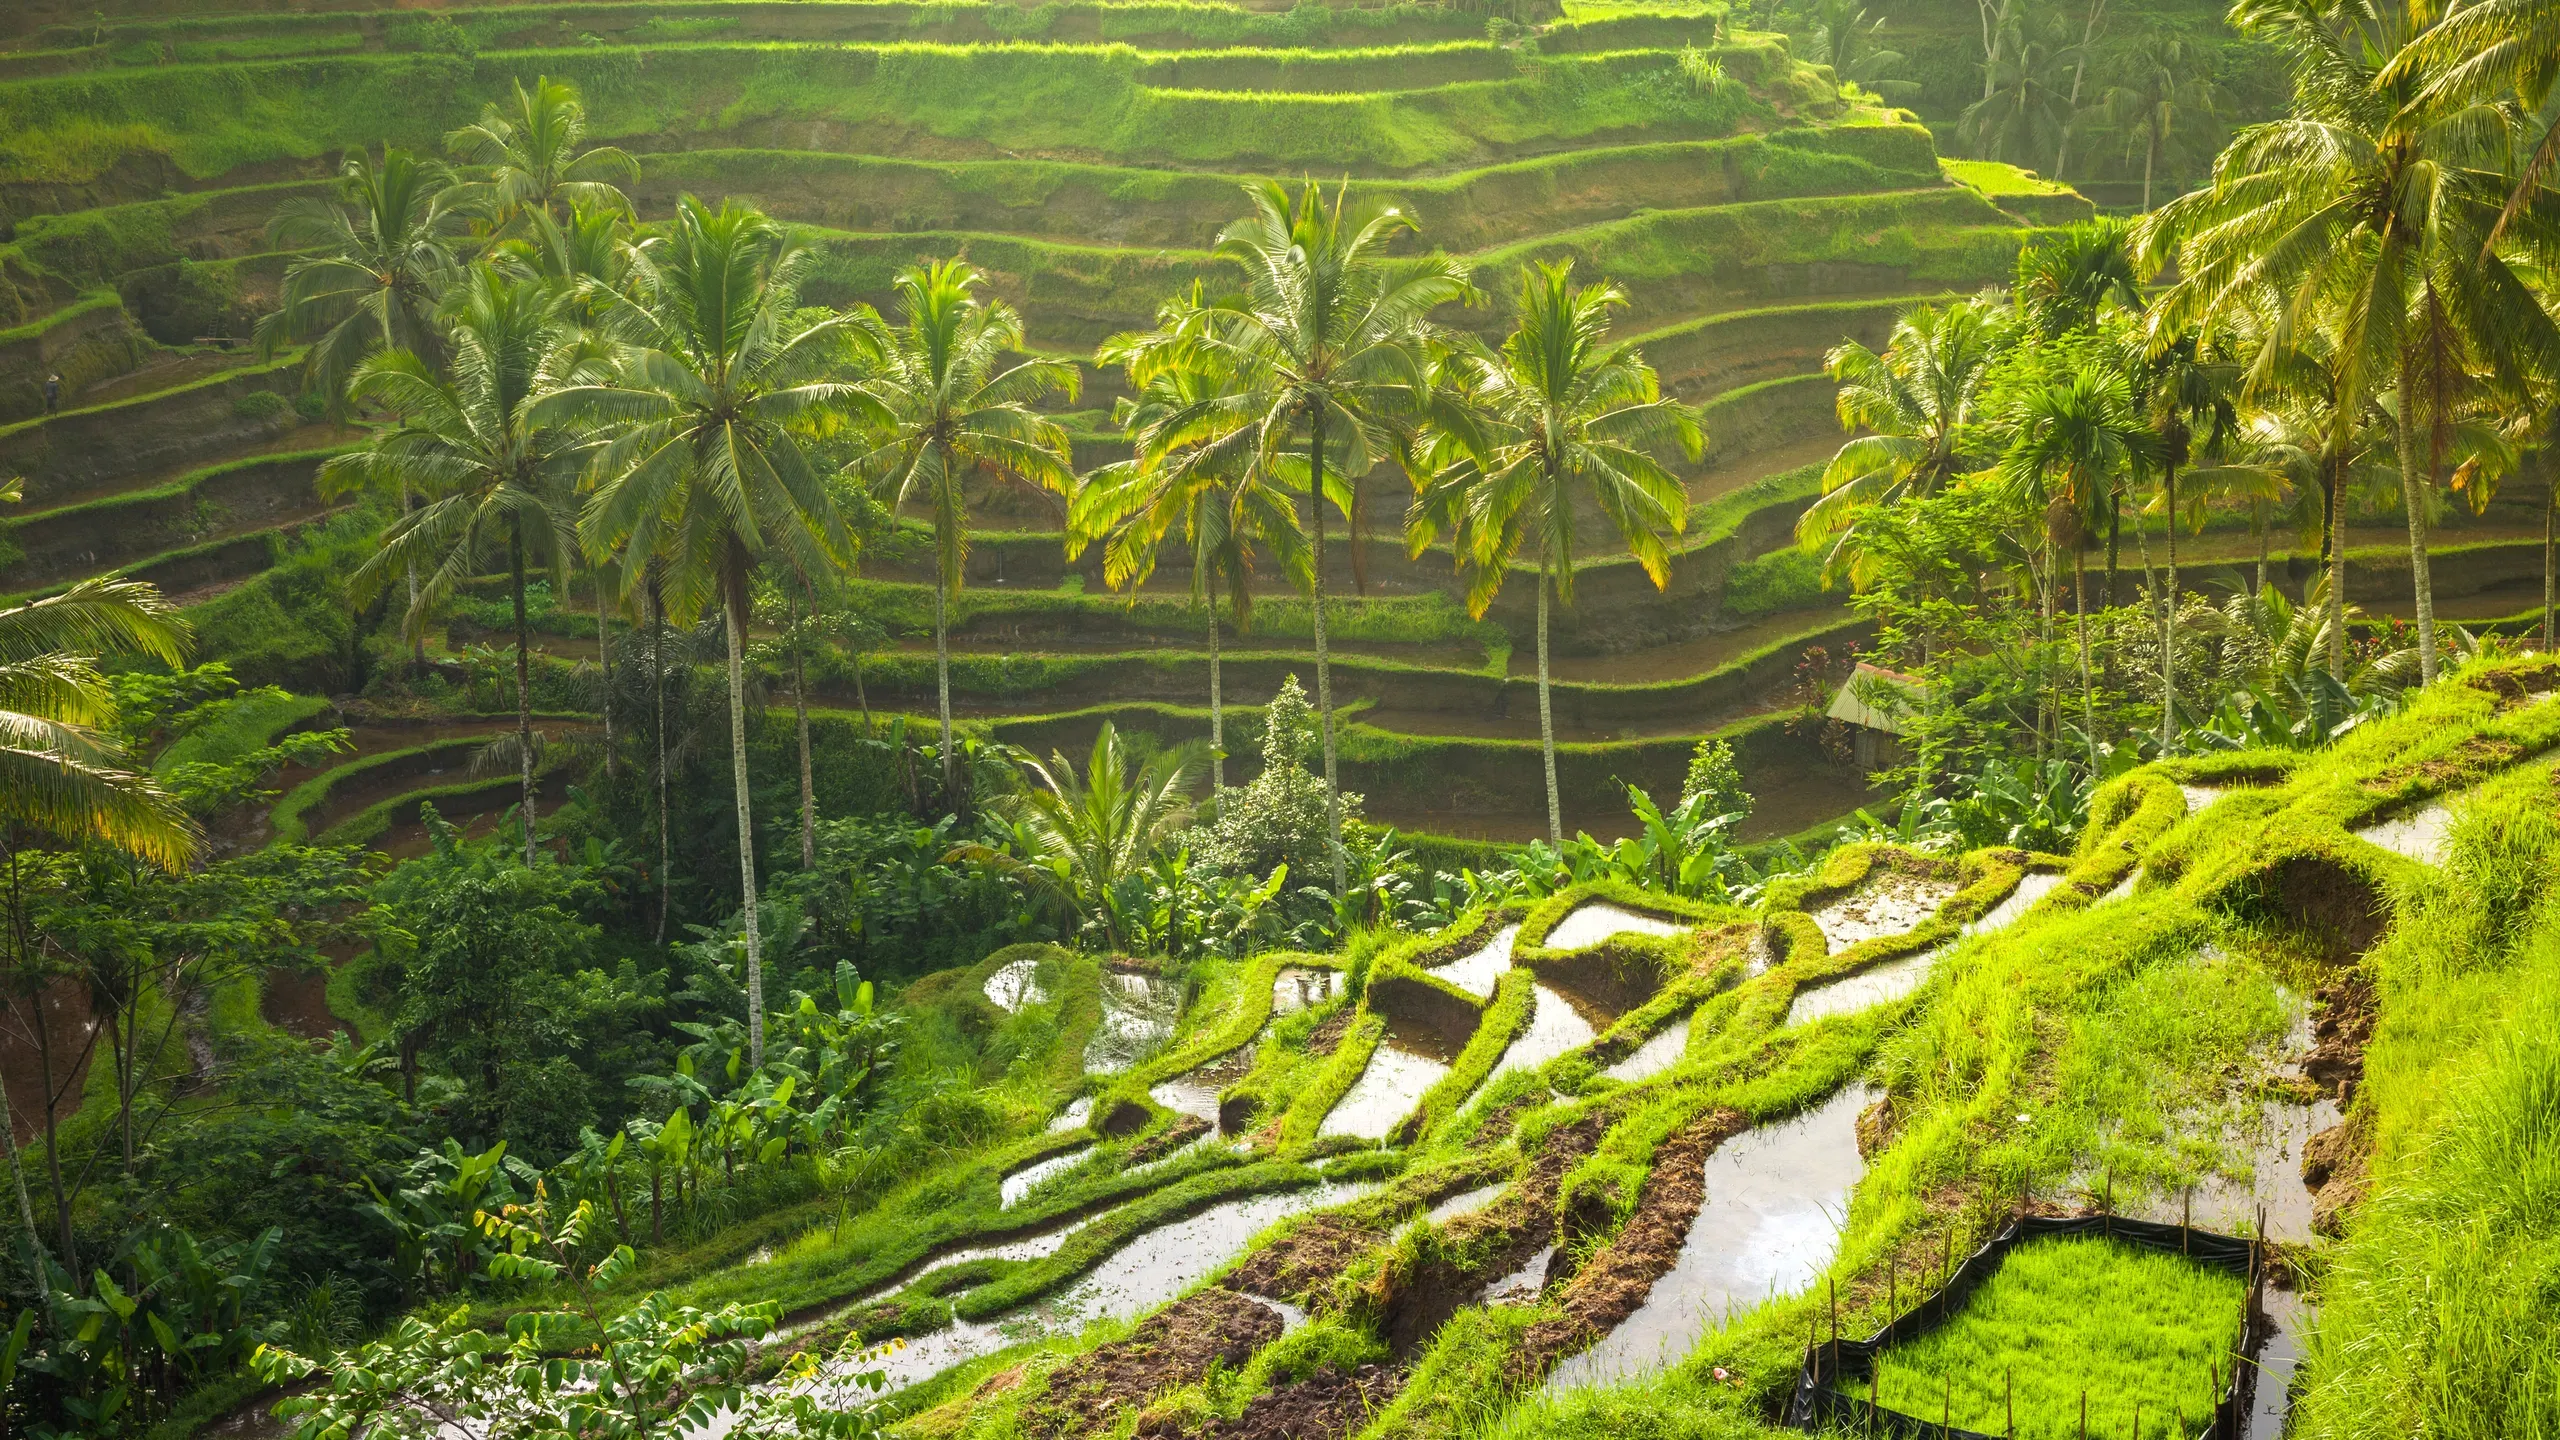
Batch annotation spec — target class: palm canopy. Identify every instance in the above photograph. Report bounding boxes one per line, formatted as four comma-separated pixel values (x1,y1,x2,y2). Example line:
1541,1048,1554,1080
255,147,466,406
1076,319,1310,616
445,75,638,236
997,721,1207,950
1797,293,2008,585
1409,260,1701,616
323,268,610,630
844,258,1080,589
1995,367,2155,537
553,195,874,624
2017,220,2143,341
0,574,194,871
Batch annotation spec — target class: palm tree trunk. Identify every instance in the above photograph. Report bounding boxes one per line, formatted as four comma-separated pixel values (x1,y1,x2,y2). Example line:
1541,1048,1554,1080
31,1001,72,1267
934,527,957,806
2054,0,2105,179
2105,495,2120,607
2254,501,2270,609
2162,461,2178,749
2394,348,2440,684
791,587,814,870
511,529,536,867
652,574,670,943
596,569,615,780
722,581,766,1072
1537,562,1561,848
403,480,425,675
2076,549,2096,771
1208,596,1225,795
2327,456,2348,682
2545,481,2555,652
1308,411,1346,897
2142,125,2159,213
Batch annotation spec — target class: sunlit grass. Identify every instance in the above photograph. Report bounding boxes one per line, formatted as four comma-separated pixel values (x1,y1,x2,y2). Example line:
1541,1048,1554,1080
1871,1236,2246,1439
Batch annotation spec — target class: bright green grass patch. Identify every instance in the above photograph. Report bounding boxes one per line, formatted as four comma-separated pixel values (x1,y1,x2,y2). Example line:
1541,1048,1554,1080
1871,1236,2246,1438
1940,157,2073,196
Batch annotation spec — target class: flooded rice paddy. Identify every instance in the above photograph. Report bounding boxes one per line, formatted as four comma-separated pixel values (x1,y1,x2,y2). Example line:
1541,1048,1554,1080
1428,924,1520,999
984,958,1047,1012
1603,1014,1694,1083
1546,1084,1876,1389
1046,1096,1092,1133
1487,985,1599,1080
1479,1245,1555,1306
1544,902,1689,952
1085,972,1182,1074
2242,1286,2310,1440
1001,1145,1092,1208
1965,871,2065,935
1785,949,1945,1026
1809,874,1957,952
1272,966,1342,1014
1319,1039,1451,1140
1426,1183,1508,1226
1150,1038,1261,1126
2354,802,2453,865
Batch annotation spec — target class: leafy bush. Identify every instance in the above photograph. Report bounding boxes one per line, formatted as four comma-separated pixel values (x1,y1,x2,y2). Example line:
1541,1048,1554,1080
229,388,289,423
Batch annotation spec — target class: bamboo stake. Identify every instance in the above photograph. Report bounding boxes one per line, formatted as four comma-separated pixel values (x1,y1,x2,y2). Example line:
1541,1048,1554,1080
2007,1368,2015,1438
1943,1376,1952,1433
2081,1390,2088,1440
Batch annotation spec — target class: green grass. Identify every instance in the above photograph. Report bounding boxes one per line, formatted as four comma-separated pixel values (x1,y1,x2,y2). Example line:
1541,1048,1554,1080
1939,157,2074,196
152,688,330,774
1869,1236,2247,1438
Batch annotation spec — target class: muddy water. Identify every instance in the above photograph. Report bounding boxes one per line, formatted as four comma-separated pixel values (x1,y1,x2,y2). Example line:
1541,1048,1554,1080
1545,902,1688,952
984,958,1048,1012
2131,997,2340,1246
1273,966,1342,1015
1487,985,1599,1080
2241,1287,2310,1440
1002,1145,1093,1208
1319,1041,1451,1140
856,1178,1378,1394
1426,1183,1509,1226
1047,1097,1093,1133
1603,1014,1694,1084
1545,1084,1877,1390
1151,1037,1262,1125
2355,802,2453,865
1479,1245,1555,1305
1809,874,1957,952
1784,948,1944,1027
1085,973,1182,1075
1429,924,1520,999
1965,872,2065,936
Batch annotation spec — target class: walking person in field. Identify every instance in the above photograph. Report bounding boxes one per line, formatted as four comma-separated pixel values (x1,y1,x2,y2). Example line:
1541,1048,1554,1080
42,374,60,413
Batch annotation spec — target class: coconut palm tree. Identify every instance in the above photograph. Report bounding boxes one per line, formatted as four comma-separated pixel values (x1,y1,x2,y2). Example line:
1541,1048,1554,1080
322,268,608,864
1799,294,2008,587
2096,28,2223,213
994,721,1207,951
445,75,638,239
1996,368,2152,769
844,260,1077,802
1150,181,1475,891
2123,323,2240,747
551,197,873,1070
1409,261,1701,846
0,563,193,871
2140,0,2560,685
257,147,465,407
1078,319,1309,796
2380,0,2560,257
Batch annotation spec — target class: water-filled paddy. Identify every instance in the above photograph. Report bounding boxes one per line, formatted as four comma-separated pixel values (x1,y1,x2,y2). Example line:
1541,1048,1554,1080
1319,1040,1451,1140
1810,873,1957,951
2354,801,2453,865
1785,949,1944,1026
1603,1013,1693,1083
1544,902,1687,952
1429,923,1520,998
1487,985,1599,1079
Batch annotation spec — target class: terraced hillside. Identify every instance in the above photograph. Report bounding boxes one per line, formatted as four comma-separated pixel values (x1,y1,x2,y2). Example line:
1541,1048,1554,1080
291,650,2541,1440
4,0,2541,850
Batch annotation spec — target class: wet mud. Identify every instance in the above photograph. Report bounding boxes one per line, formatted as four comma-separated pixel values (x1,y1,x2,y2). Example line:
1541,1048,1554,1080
1228,1213,1388,1304
1021,1289,1283,1439
1809,872,1957,952
1140,1362,1402,1440
1964,872,2064,936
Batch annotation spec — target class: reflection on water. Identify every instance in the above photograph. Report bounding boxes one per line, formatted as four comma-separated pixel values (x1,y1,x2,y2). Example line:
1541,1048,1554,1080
1603,1014,1693,1083
1965,872,2064,936
1479,1244,1555,1305
1426,1182,1508,1226
1319,1041,1451,1140
1544,1084,1875,1390
2355,802,2452,865
1046,1096,1092,1133
1150,1036,1261,1125
1784,949,1944,1027
1545,903,1687,952
2094,868,2141,906
1002,1145,1091,1208
984,958,1048,1012
1273,967,1342,1014
1086,972,1181,1075
2241,1287,2311,1440
1810,875,1957,952
1488,985,1598,1080
2130,988,2340,1247
1430,924,1521,999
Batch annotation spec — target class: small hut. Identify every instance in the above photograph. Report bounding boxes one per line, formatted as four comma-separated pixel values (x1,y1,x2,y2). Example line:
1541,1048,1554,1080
1826,662,1928,773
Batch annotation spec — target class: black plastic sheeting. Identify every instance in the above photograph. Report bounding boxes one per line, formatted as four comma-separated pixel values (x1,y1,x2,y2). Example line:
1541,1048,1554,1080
1784,1212,2275,1439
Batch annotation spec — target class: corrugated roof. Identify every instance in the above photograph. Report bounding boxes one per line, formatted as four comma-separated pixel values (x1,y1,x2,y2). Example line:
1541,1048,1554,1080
1826,662,1927,734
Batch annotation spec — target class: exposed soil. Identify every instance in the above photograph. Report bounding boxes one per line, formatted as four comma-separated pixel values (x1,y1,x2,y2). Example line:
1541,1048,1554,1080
0,978,94,1146
1514,1109,1748,1381
1127,1115,1210,1166
1530,941,1666,1029
1020,1288,1283,1439
2247,855,2389,963
1303,1011,1352,1059
1139,1363,1404,1440
2360,733,2523,794
1360,981,1479,1063
1373,1114,1607,1354
1101,1097,1154,1138
1227,1214,1388,1304
2299,973,2376,1237
258,966,348,1042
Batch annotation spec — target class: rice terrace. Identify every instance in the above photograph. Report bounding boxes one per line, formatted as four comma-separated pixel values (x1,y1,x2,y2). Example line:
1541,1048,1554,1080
0,0,2553,1435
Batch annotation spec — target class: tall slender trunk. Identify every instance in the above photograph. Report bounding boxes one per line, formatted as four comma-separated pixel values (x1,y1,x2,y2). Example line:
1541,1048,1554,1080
1978,0,2012,104
2142,125,2160,213
2394,348,2440,683
403,481,425,674
596,568,615,780
854,651,870,733
1308,410,1345,897
722,577,765,1072
2035,541,2055,767
1207,595,1225,795
2327,455,2348,682
652,576,671,943
0,1054,41,1265
0,849,39,1264
933,463,958,805
2105,496,2121,607
2053,0,2106,179
1536,562,1561,848
2076,549,2096,772
511,530,537,866
2161,461,2179,749
2254,501,2270,609
791,587,814,870
2544,482,2555,652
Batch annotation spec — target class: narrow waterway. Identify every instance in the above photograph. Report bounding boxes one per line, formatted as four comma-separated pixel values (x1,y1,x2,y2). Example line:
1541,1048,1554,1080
1488,985,1599,1080
1429,924,1520,999
1319,1040,1450,1140
1785,950,1944,1027
1604,1014,1693,1083
1545,903,1689,952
